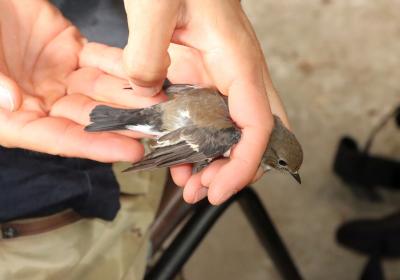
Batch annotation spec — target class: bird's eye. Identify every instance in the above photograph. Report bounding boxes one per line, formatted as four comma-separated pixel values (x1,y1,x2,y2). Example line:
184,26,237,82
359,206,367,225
278,159,287,167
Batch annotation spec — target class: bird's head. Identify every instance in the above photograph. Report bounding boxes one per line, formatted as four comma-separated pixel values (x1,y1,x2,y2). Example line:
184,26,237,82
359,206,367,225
261,116,303,184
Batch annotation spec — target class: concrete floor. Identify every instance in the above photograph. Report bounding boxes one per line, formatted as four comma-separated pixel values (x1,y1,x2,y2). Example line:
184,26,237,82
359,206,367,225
183,1,400,280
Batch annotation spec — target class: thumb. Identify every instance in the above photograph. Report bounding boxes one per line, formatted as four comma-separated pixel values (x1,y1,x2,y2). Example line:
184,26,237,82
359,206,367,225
123,0,181,96
0,72,22,111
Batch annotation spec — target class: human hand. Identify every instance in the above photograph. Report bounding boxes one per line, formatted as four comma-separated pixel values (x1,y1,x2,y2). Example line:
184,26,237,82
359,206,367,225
120,0,290,205
0,0,162,162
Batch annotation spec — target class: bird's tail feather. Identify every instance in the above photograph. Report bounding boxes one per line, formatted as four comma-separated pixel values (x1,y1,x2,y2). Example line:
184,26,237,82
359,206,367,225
85,105,141,132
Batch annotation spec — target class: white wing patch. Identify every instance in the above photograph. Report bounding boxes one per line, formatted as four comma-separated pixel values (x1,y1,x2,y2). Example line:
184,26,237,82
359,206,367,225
154,138,200,152
223,148,231,157
154,139,172,148
187,142,200,152
126,125,163,136
153,131,200,152
179,109,190,119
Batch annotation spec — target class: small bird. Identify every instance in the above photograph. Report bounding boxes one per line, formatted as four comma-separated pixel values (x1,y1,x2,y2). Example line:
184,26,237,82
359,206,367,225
85,82,303,183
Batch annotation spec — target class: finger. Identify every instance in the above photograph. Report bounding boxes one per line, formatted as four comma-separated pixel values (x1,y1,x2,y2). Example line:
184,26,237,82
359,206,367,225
123,0,181,96
183,171,208,204
202,159,265,188
78,42,210,96
79,42,127,79
262,64,290,128
50,94,94,125
0,112,144,163
67,67,167,108
0,72,23,111
252,166,265,183
207,81,273,205
207,128,271,205
170,164,192,187
50,94,151,139
200,158,229,187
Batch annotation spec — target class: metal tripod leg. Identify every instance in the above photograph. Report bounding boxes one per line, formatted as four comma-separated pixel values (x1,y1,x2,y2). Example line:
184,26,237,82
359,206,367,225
145,187,302,280
237,188,302,280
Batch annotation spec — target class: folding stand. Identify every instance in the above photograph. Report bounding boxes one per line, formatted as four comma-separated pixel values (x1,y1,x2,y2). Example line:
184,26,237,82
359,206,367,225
145,187,302,280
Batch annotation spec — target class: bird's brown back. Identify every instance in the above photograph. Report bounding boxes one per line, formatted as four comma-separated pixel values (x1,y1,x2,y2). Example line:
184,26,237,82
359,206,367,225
161,88,234,131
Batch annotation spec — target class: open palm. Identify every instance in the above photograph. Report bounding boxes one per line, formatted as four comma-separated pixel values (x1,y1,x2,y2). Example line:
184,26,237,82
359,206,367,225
0,0,156,162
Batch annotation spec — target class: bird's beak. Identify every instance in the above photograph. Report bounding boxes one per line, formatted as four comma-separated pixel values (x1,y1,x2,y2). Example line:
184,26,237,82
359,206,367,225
290,172,302,184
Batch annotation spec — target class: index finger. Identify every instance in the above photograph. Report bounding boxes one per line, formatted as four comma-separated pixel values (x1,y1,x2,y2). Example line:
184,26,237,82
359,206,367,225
122,0,181,96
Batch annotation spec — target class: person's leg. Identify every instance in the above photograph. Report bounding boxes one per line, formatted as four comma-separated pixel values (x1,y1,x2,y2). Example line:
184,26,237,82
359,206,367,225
0,167,166,280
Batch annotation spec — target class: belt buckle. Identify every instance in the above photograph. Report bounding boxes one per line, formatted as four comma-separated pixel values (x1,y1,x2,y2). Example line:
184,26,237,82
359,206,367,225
0,225,19,239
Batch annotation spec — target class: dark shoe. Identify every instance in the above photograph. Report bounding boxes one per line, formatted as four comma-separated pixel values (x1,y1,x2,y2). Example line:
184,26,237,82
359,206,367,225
337,211,400,258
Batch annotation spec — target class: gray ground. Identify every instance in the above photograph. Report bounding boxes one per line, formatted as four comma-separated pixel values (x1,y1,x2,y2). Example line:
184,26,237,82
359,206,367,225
183,1,400,280
60,0,400,279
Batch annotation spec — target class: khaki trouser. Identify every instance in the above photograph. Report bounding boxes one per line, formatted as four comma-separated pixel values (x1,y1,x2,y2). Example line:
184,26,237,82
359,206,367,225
0,162,167,280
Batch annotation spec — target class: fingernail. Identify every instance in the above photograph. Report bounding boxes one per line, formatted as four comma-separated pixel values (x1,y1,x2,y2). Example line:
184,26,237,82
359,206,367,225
0,84,13,111
193,187,208,203
128,79,162,97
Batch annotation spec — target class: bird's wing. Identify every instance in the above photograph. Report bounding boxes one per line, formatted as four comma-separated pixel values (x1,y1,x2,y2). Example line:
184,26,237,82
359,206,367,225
123,126,240,172
164,84,203,99
123,142,208,172
123,127,208,172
